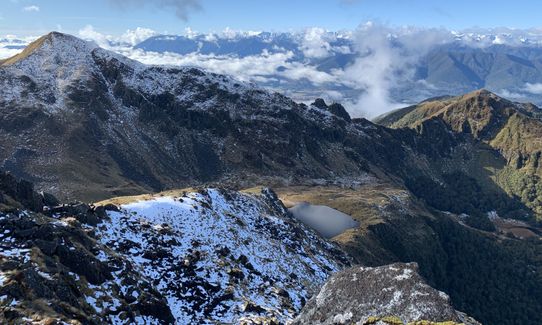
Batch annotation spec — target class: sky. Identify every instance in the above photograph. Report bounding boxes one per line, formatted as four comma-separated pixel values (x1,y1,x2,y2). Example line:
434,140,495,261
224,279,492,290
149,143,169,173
2,0,542,36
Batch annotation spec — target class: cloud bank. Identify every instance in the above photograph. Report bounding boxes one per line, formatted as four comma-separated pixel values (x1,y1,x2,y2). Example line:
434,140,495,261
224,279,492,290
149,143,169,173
77,25,341,87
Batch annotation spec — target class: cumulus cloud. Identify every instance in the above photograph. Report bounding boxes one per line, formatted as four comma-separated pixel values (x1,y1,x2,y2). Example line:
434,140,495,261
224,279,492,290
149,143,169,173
78,25,111,48
78,25,157,47
117,48,338,85
342,22,453,118
119,27,158,46
524,83,542,95
107,0,201,20
300,27,332,59
22,5,40,12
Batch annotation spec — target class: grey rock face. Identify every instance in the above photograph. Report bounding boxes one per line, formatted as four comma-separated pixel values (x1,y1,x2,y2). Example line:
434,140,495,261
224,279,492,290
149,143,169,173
293,262,481,325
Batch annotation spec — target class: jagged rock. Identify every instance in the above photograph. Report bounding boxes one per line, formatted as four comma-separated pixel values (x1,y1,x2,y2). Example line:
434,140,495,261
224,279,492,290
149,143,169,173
40,191,60,207
0,171,43,212
292,263,481,325
0,175,175,324
328,103,351,121
242,301,267,314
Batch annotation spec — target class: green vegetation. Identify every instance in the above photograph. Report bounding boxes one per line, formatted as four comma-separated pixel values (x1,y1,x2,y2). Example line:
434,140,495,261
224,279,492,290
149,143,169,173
378,90,542,222
496,166,542,220
424,217,542,325
279,184,542,325
405,171,528,228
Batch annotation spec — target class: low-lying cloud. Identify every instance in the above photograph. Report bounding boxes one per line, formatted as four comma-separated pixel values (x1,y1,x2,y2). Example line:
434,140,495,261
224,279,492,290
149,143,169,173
78,26,341,86
342,22,453,117
524,83,542,95
79,25,157,47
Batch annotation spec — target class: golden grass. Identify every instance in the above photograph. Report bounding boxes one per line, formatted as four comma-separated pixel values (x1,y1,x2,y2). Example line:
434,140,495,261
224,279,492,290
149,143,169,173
0,34,49,66
94,187,198,206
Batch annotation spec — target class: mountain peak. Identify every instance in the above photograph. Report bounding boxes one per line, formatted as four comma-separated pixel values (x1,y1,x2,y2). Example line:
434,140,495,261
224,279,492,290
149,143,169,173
0,32,97,68
462,88,502,101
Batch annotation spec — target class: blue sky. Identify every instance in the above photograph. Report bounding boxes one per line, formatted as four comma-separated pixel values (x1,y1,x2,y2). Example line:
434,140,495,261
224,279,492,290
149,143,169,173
2,0,542,36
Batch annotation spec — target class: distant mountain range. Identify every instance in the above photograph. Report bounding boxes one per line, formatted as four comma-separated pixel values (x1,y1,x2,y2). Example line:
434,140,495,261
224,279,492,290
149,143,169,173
134,30,542,106
5,29,542,110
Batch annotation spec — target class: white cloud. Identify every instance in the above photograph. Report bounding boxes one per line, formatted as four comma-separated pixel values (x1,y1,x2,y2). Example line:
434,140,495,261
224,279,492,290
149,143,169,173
524,83,542,95
22,5,40,12
116,47,338,85
497,89,526,100
342,22,453,118
120,27,158,46
78,25,157,47
78,25,111,48
0,35,38,60
300,27,332,59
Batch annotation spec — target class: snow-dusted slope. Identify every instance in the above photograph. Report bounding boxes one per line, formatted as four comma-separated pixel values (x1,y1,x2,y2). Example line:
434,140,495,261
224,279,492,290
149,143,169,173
0,178,350,324
95,188,350,324
0,32,248,113
0,32,371,202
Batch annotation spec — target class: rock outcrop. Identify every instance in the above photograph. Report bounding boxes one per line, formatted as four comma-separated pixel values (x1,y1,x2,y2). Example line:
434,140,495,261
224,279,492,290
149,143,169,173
293,263,481,325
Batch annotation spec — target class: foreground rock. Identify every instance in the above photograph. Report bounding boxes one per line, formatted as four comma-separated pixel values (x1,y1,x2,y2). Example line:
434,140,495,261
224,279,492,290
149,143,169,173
293,263,481,325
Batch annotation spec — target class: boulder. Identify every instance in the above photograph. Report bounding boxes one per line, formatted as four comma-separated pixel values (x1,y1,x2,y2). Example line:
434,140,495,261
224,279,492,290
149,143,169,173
292,263,481,325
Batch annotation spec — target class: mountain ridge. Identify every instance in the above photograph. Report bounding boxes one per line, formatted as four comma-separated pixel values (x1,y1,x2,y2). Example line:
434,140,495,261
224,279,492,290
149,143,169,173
376,88,542,219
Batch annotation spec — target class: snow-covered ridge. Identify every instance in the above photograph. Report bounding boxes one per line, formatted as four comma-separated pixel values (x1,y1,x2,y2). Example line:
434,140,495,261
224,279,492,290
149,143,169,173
0,32,258,115
0,185,350,324
96,188,350,324
0,31,353,125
